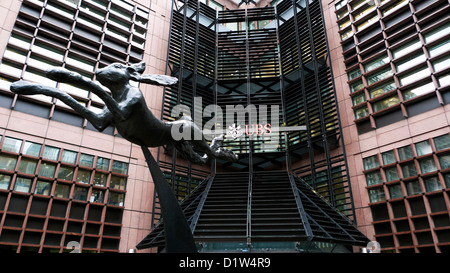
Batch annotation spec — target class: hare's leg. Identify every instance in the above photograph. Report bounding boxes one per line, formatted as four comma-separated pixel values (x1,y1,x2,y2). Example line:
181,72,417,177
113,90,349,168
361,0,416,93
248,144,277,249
11,81,112,131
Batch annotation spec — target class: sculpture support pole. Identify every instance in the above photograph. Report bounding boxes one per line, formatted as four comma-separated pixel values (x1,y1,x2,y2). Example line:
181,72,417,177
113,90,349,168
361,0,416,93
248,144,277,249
141,146,197,253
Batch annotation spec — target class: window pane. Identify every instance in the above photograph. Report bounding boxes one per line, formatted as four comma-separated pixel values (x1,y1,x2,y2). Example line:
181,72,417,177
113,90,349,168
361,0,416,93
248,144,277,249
112,161,128,175
385,167,399,182
61,150,77,164
424,176,442,192
348,69,361,80
38,162,57,177
54,183,70,198
438,154,450,169
363,155,379,170
369,81,396,98
398,145,413,161
23,141,42,157
43,146,60,161
110,176,126,190
73,186,88,201
352,93,366,105
434,135,450,151
366,68,393,85
58,166,74,181
382,151,396,165
0,174,11,190
76,169,91,184
392,39,421,58
79,153,94,168
399,67,430,86
34,180,51,195
18,158,38,174
366,171,382,186
402,81,435,100
432,55,450,72
364,55,389,72
401,162,417,178
395,54,426,73
14,177,32,193
419,157,437,174
350,80,364,93
93,172,108,186
96,157,110,171
372,95,399,112
439,73,450,86
90,189,104,203
0,154,18,171
369,188,385,203
424,22,450,43
415,140,432,156
355,106,369,119
445,174,450,188
389,184,403,199
406,180,421,196
2,137,22,153
428,39,450,58
108,192,124,206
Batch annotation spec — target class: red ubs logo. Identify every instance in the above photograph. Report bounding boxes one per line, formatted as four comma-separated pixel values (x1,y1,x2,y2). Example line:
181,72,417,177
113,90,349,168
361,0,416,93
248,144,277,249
227,123,272,139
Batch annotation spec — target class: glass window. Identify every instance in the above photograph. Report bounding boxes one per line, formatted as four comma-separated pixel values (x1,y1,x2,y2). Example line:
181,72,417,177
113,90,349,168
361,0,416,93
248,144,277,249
73,186,88,201
79,153,94,168
382,151,396,165
108,192,124,206
438,154,450,169
402,81,435,100
93,172,108,186
356,14,379,32
38,162,57,177
427,39,450,58
432,55,450,72
382,0,408,16
0,174,11,190
392,39,421,59
366,171,382,186
398,145,413,161
434,135,450,151
209,0,223,11
18,158,38,174
395,54,426,73
419,157,437,174
389,184,403,199
90,189,104,203
424,22,450,43
14,177,32,193
363,155,379,170
58,166,74,181
96,157,110,171
54,183,70,199
42,146,60,161
369,81,396,98
110,176,126,190
385,167,399,182
355,106,369,119
353,4,376,21
405,180,421,196
366,68,393,85
439,73,450,86
337,9,349,20
112,161,128,175
352,93,366,105
369,187,386,203
424,176,442,192
2,137,22,153
445,174,450,188
23,141,42,157
348,68,361,80
34,180,51,196
76,169,91,184
61,150,78,165
350,80,364,93
415,140,432,156
399,67,430,86
335,0,347,10
339,19,351,30
401,162,417,178
0,154,18,171
372,95,400,112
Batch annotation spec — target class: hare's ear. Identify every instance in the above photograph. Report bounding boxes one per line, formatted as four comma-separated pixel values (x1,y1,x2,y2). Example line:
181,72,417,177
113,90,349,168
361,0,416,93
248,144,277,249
127,62,146,81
